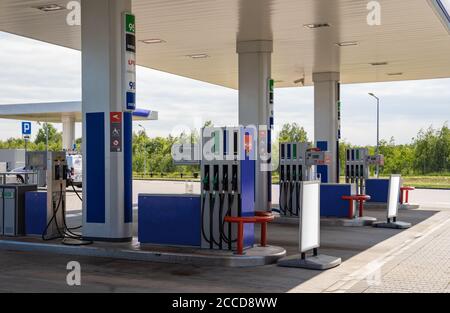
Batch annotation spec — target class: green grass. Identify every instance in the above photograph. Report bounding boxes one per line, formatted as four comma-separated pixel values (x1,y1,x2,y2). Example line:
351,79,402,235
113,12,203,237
339,175,450,189
400,176,450,189
133,172,200,182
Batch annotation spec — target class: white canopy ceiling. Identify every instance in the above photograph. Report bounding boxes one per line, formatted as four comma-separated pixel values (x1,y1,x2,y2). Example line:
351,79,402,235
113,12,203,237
0,101,158,122
1,0,450,88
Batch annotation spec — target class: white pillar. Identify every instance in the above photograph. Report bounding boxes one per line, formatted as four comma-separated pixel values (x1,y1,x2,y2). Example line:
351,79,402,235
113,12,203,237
81,0,133,241
313,72,341,184
237,40,273,211
62,115,75,151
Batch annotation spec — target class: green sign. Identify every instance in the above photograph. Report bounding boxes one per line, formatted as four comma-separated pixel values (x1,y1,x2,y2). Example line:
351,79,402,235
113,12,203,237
125,13,135,34
269,79,274,93
3,191,14,199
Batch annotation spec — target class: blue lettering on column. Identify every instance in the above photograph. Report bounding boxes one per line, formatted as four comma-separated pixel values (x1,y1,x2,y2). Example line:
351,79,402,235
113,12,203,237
124,112,133,223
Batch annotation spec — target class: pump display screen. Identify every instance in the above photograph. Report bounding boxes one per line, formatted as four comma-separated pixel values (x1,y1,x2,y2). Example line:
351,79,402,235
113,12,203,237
298,181,320,253
387,175,401,218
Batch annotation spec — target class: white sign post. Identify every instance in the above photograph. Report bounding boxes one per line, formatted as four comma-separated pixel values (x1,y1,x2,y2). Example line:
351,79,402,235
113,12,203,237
22,121,32,153
278,181,341,270
299,181,321,255
373,174,411,229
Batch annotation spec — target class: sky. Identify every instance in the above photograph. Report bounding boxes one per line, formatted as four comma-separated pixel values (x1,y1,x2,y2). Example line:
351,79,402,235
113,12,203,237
0,31,449,146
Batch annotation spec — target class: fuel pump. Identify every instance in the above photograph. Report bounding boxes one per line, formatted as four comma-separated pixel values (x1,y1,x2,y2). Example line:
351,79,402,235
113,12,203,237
200,127,256,251
345,148,384,194
278,142,331,217
43,152,67,239
279,142,310,217
305,148,333,179
42,152,91,245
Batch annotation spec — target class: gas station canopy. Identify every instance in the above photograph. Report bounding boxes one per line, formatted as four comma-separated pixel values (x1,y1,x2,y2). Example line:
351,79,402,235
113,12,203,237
0,101,158,123
1,0,450,88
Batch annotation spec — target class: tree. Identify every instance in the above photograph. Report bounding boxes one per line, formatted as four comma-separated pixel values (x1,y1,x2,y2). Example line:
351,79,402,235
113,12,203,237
34,123,62,150
413,123,450,174
278,123,308,143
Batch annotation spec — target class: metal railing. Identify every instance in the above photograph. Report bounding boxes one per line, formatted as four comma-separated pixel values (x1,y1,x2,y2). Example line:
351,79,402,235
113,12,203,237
0,171,38,185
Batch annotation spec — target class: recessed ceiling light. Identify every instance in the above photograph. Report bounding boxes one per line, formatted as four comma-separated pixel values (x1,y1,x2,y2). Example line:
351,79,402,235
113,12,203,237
140,39,166,44
304,23,331,29
370,62,389,66
388,72,403,76
36,4,65,12
187,54,209,59
337,41,359,47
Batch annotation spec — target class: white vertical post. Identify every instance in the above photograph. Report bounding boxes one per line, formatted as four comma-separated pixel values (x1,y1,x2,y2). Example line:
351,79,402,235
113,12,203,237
81,0,133,241
62,115,75,151
313,72,340,184
237,40,273,211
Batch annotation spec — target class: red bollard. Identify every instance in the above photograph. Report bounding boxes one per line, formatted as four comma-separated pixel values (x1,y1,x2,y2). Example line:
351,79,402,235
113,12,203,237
237,221,244,255
261,222,267,247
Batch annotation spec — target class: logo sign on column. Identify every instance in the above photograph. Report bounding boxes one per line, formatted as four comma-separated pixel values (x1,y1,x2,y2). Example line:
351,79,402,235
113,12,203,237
125,13,135,33
22,122,32,135
126,34,136,53
110,112,123,153
126,92,136,111
268,79,274,130
123,12,136,112
127,54,136,72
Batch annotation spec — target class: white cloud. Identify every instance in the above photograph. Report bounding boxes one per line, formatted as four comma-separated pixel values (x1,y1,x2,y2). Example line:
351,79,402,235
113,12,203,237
0,31,449,145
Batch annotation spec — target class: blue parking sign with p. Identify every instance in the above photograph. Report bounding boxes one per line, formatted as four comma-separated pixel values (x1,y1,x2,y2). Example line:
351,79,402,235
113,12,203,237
22,122,31,135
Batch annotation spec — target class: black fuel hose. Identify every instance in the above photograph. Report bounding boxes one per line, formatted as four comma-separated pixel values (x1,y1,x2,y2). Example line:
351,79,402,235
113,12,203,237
284,181,290,215
294,182,300,216
217,193,226,249
209,192,221,248
68,179,83,230
279,181,287,214
288,181,294,215
70,179,83,202
220,193,237,244
42,183,64,241
200,193,211,245
42,182,92,246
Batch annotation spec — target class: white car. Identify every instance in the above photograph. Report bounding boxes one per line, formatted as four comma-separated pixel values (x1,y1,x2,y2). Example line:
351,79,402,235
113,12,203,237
5,167,34,184
67,154,83,188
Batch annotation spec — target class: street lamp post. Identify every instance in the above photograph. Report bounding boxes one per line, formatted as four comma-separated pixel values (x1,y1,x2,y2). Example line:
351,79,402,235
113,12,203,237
138,124,147,177
369,93,380,178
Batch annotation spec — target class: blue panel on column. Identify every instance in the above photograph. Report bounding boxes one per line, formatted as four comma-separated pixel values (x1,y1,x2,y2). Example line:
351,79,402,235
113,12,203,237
241,158,255,248
317,141,328,183
138,194,201,246
86,112,105,223
366,179,390,203
25,191,47,236
124,112,133,223
320,184,352,217
316,141,328,151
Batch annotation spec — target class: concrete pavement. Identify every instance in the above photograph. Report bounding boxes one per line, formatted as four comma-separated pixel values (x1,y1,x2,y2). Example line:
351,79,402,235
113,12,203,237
64,180,450,212
0,180,448,292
